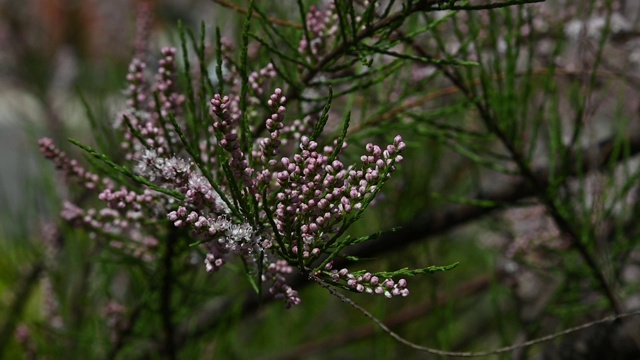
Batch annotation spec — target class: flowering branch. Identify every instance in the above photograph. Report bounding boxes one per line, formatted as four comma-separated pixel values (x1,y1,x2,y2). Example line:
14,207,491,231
41,32,456,308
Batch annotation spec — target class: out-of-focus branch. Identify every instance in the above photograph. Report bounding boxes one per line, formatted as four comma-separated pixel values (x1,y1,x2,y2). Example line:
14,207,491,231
210,0,302,28
106,302,144,360
398,26,626,313
268,272,497,360
348,67,628,137
160,233,177,359
0,263,44,358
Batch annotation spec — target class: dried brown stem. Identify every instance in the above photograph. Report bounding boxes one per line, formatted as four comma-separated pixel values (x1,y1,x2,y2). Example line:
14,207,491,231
210,0,302,28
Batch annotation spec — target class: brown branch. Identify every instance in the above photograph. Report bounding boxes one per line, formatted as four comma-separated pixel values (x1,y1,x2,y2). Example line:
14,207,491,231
347,67,630,136
210,0,302,29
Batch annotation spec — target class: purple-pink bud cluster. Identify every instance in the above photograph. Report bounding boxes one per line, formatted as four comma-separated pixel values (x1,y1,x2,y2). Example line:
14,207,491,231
211,94,255,189
332,268,410,298
265,260,301,308
156,47,185,118
38,138,107,190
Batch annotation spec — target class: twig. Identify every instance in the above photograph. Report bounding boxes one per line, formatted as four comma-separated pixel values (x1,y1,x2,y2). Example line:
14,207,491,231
441,0,545,11
270,273,495,360
308,271,640,358
347,67,629,136
284,0,442,102
210,0,302,28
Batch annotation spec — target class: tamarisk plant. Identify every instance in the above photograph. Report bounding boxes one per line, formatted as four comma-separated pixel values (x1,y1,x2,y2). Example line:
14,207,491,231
39,40,456,307
18,0,640,358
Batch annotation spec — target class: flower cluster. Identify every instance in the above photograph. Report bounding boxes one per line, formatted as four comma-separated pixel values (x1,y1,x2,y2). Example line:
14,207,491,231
298,2,338,57
264,260,301,309
39,135,161,261
117,46,185,160
269,133,405,255
331,268,410,298
41,42,410,308
38,137,106,190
